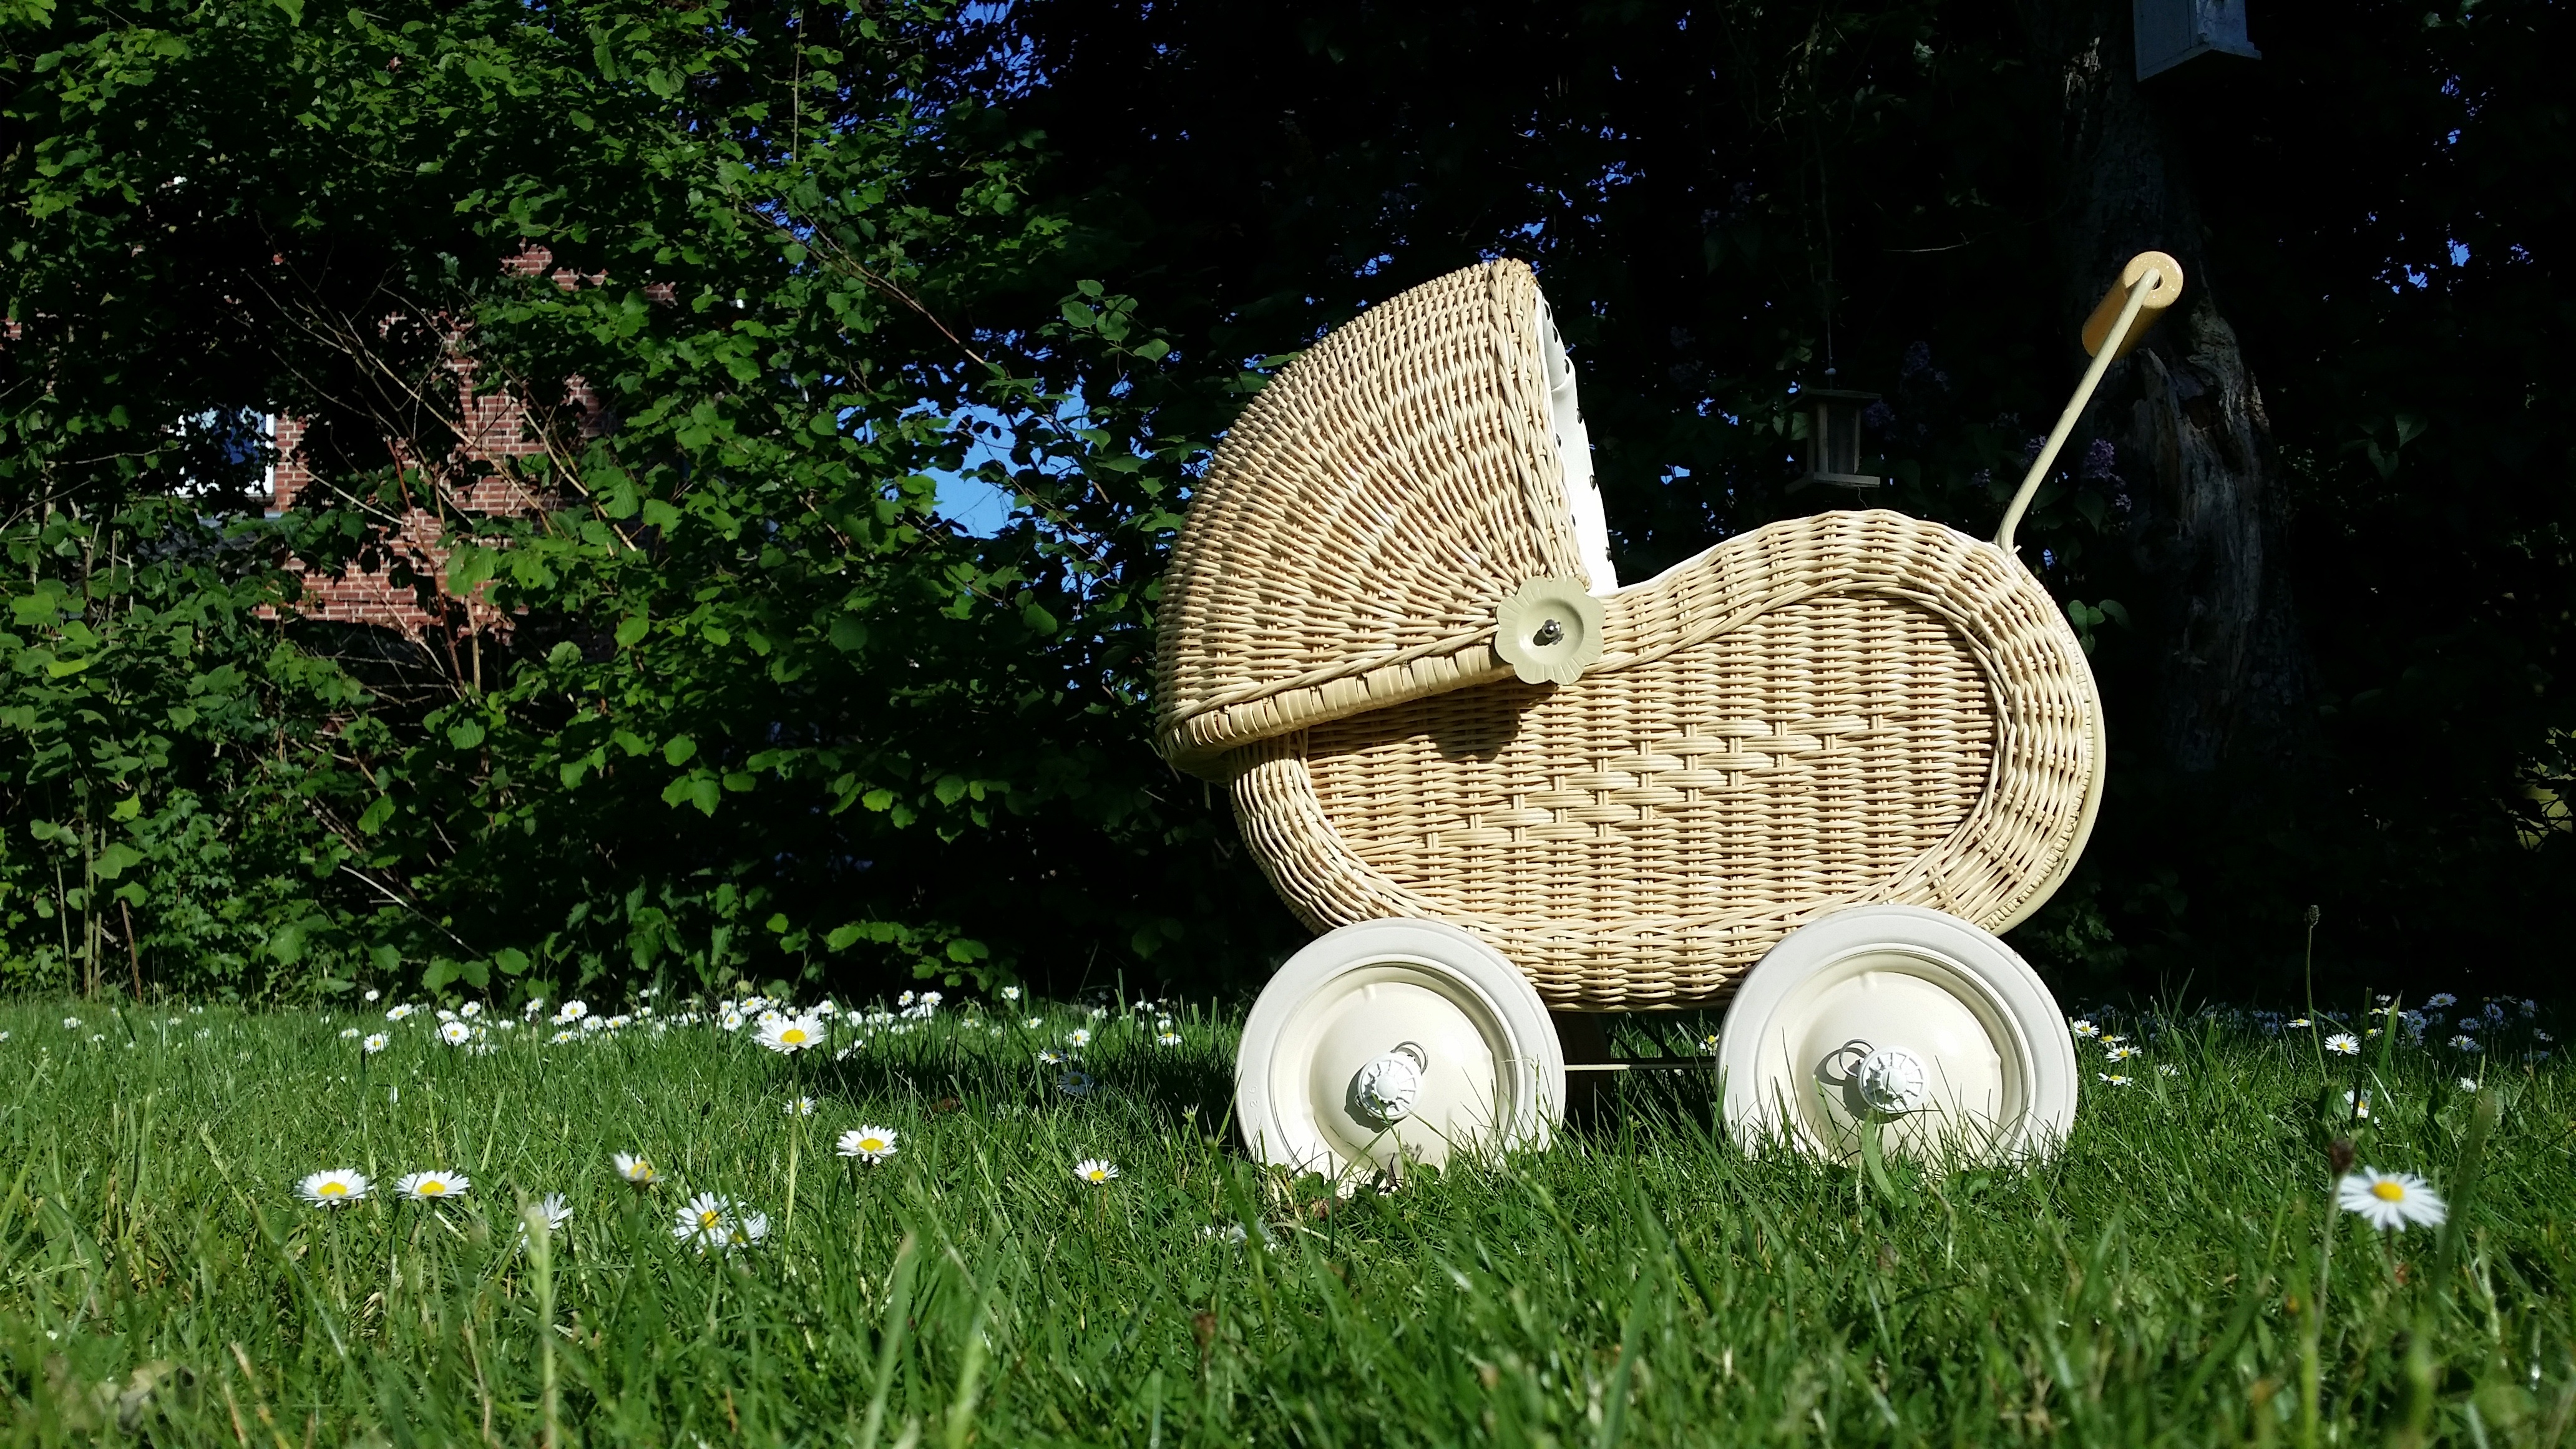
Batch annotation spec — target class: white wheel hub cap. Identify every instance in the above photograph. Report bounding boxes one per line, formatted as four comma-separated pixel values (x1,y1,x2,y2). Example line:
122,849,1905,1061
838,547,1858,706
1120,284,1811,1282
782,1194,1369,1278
1717,905,2079,1164
1236,919,1566,1177
1354,1043,1428,1123
1853,1045,1930,1115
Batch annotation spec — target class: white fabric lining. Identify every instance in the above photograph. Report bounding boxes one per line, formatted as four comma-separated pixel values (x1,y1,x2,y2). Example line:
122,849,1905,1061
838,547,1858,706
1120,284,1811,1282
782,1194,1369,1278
1534,295,1619,595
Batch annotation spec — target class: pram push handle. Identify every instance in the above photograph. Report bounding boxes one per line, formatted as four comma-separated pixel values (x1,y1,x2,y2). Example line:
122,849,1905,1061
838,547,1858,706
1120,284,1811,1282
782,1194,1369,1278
1994,251,2185,555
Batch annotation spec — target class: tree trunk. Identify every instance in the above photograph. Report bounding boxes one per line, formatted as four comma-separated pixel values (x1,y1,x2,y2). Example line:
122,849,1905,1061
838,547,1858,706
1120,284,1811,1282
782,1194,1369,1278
2037,2,2313,771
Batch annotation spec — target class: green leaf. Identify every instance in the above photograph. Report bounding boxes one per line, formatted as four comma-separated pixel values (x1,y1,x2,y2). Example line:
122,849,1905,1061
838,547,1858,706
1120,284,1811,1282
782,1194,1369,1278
445,545,496,597
663,736,697,766
447,719,487,750
689,775,721,816
828,615,869,652
93,842,144,879
615,615,650,648
358,796,397,834
270,0,303,23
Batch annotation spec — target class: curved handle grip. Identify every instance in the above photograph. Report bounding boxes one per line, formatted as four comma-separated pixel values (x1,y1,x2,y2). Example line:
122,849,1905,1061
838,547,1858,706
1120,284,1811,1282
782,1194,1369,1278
1996,251,2188,555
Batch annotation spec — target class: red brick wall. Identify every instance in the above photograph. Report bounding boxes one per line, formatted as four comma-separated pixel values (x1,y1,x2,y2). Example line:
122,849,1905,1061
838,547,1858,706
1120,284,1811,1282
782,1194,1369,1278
270,249,606,637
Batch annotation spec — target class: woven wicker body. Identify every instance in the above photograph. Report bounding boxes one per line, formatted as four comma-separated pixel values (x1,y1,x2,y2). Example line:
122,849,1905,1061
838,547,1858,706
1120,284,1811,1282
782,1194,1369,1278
1158,261,2103,1012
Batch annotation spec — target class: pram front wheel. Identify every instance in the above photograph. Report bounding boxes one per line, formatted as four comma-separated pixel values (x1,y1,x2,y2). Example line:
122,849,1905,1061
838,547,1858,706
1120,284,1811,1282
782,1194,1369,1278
1236,918,1566,1178
1715,905,2078,1164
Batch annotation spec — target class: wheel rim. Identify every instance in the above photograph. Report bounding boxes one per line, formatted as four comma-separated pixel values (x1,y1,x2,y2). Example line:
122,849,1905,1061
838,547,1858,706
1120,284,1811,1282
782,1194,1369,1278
1719,906,2076,1164
1237,920,1562,1177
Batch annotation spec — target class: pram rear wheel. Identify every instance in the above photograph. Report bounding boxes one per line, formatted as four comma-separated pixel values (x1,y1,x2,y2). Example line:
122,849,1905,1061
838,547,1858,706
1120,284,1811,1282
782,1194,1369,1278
1236,919,1566,1178
1715,905,2078,1164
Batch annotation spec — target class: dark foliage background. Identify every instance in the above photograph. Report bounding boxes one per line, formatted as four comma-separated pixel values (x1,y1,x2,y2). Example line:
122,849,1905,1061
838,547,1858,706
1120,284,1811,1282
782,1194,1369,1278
2,0,2565,1007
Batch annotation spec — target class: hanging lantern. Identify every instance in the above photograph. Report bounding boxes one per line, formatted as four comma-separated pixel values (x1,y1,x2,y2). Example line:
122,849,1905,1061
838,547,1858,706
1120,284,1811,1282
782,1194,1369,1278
1796,387,1882,491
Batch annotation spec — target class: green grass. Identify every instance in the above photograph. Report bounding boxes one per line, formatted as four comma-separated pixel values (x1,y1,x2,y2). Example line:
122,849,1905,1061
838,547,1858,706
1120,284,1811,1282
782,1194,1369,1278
1,990,2568,1447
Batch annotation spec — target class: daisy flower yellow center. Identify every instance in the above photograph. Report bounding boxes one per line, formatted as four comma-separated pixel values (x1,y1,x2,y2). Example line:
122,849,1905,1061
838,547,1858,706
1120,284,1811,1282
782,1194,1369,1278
699,1209,722,1227
318,1182,346,1197
419,1179,446,1194
2373,1181,2406,1202
860,1136,887,1152
781,1027,807,1044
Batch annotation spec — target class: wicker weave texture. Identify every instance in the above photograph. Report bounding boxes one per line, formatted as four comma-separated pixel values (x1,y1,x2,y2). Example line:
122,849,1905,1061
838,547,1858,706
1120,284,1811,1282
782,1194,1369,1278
1225,509,2101,1012
1153,261,1588,772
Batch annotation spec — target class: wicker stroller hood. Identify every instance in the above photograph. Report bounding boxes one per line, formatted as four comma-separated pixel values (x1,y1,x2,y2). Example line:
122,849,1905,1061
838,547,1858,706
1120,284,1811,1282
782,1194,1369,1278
1157,261,2105,1011
1154,261,1607,771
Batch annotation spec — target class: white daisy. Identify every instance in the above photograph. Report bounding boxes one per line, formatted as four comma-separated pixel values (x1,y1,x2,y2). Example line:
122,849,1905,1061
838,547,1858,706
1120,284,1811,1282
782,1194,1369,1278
297,1169,370,1208
723,1211,770,1251
550,1029,578,1044
579,1017,605,1033
756,1015,824,1054
2343,1088,2373,1120
613,1153,658,1186
2097,1073,2134,1086
719,1011,746,1032
524,997,546,1017
396,1170,469,1203
898,991,917,1007
62,1017,81,1030
2325,1033,2360,1056
2103,1043,2142,1061
1156,1031,1183,1047
386,1003,416,1022
1038,1049,1064,1066
459,1002,483,1018
2456,1076,2479,1092
1072,1158,1120,1185
2069,1018,2098,1038
2156,1063,2180,1076
555,1000,589,1025
363,989,381,1003
2337,1168,2446,1231
439,1020,474,1046
837,1126,898,1163
363,1033,389,1053
2426,993,2456,1008
1001,987,1022,1002
435,1008,457,1023
339,1027,362,1039
674,1192,732,1247
783,1096,818,1118
519,1194,572,1245
1065,1028,1093,1049
1057,1070,1096,1097
2288,1018,2311,1028
1023,1018,1043,1030
2449,1034,2482,1053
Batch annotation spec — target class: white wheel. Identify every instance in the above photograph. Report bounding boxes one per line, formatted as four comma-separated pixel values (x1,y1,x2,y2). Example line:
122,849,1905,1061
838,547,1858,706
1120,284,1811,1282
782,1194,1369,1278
1716,905,2078,1164
1235,919,1566,1178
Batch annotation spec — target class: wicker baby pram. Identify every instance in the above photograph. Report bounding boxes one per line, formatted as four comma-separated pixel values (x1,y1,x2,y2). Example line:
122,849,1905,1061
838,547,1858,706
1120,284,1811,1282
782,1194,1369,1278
1158,255,2181,1174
